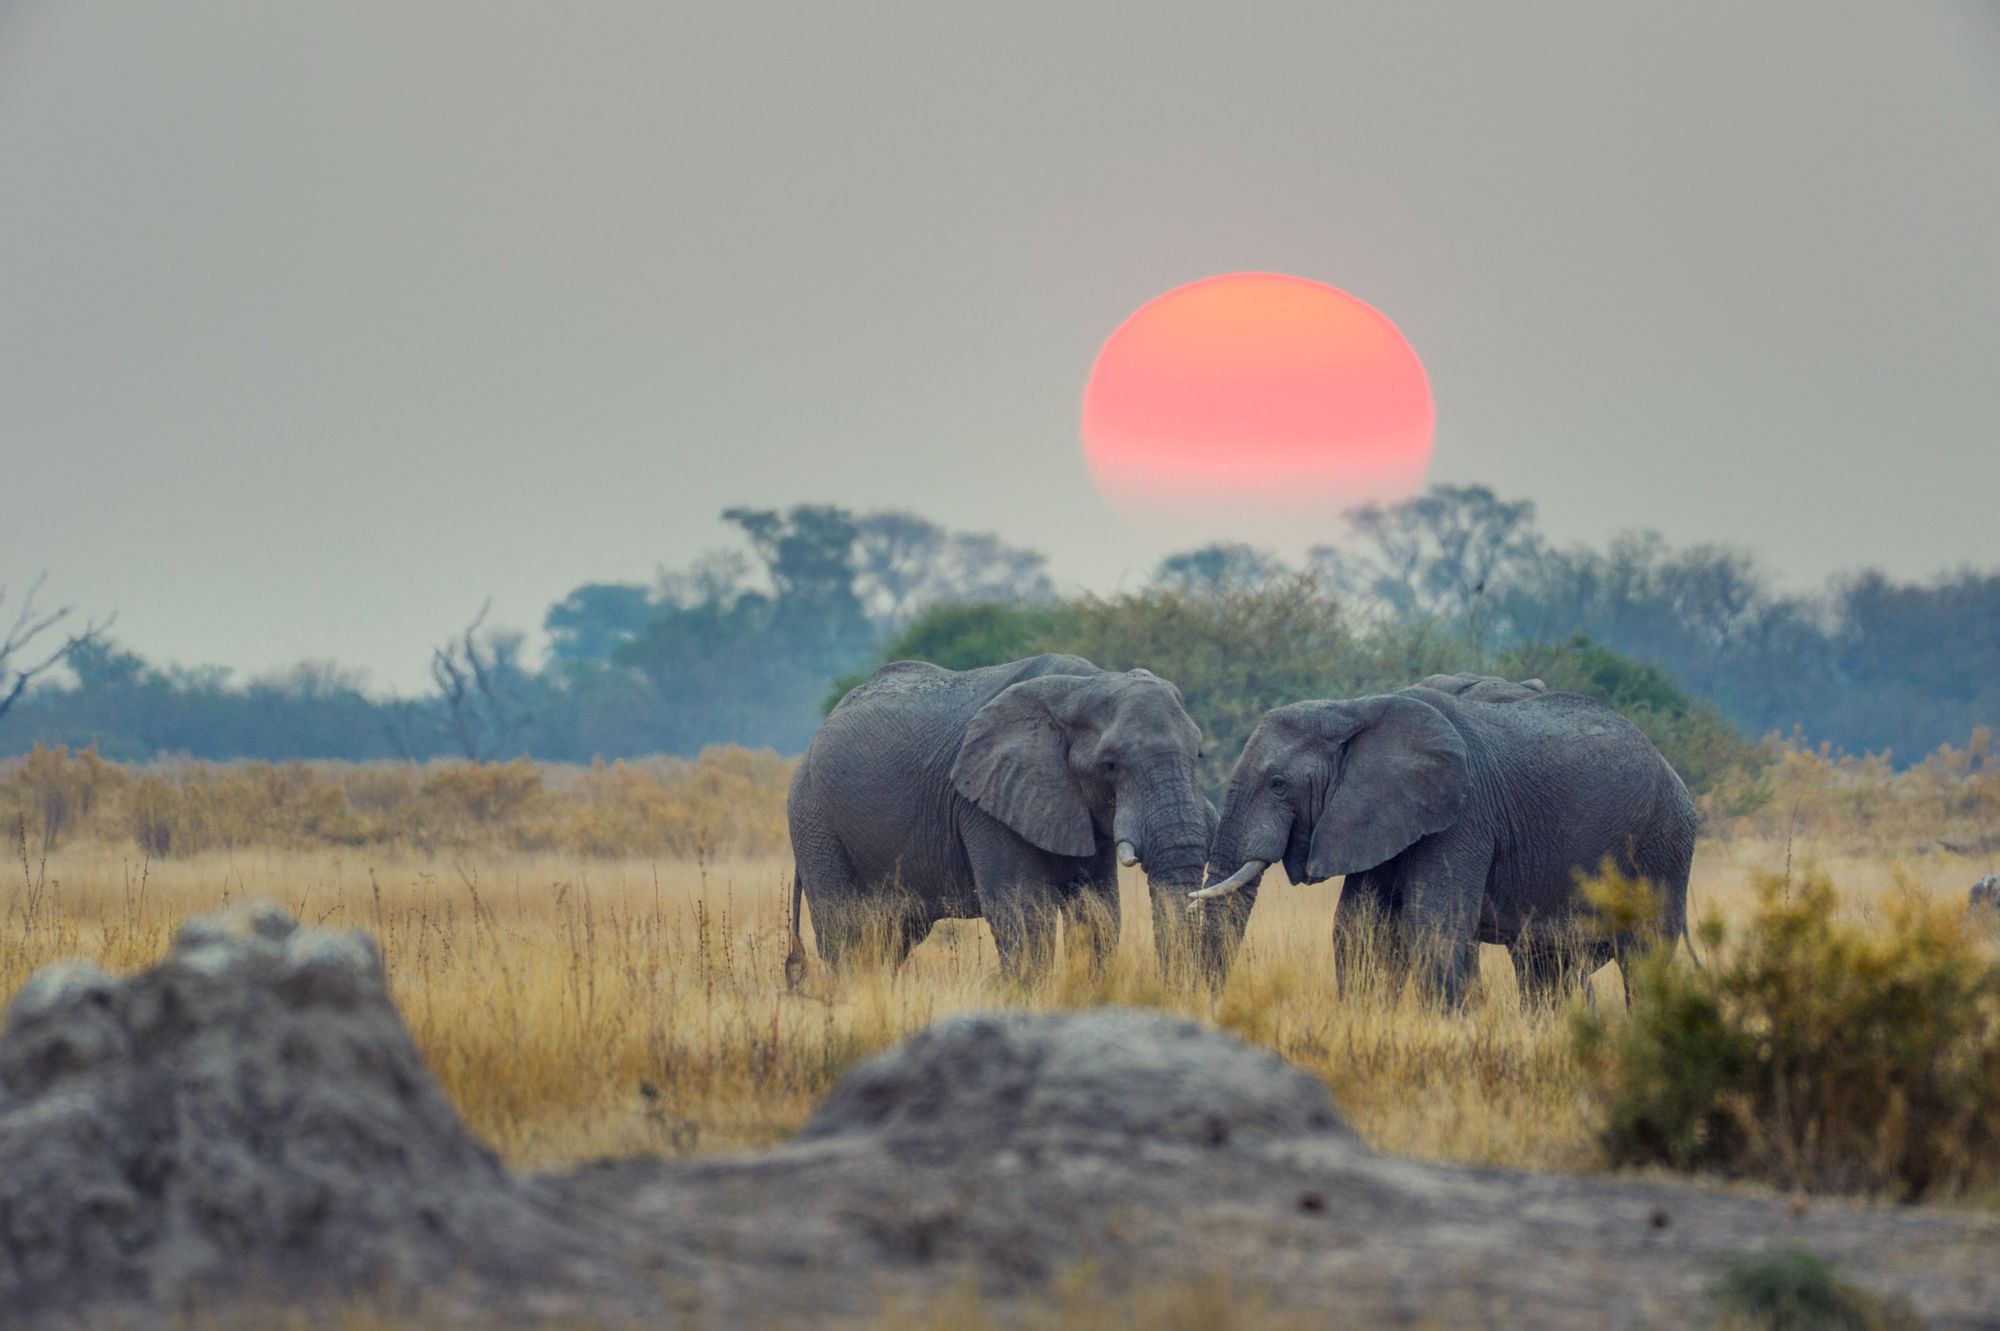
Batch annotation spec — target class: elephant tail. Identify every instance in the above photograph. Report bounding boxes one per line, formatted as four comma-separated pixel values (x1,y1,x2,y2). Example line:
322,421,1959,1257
1680,908,1705,970
783,869,808,990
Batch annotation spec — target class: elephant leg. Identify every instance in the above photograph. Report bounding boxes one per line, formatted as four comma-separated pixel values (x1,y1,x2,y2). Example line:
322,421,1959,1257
962,814,1061,981
1332,870,1402,1000
988,894,1057,979
790,797,870,973
1396,838,1489,1008
1510,930,1583,1011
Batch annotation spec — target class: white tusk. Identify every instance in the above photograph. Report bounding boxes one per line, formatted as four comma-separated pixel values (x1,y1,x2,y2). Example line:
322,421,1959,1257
1116,840,1140,868
1187,860,1266,911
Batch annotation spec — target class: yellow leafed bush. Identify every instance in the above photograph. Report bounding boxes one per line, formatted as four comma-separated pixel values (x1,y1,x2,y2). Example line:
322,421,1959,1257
1716,728,2000,853
1577,868,2000,1200
0,745,795,860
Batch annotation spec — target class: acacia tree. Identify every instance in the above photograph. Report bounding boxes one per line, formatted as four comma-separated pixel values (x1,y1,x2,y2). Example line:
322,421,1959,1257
1311,484,1546,661
1154,542,1284,592
0,576,109,726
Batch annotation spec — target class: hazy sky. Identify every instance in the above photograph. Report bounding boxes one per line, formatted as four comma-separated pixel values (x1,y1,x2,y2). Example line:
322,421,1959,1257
3,3,1997,693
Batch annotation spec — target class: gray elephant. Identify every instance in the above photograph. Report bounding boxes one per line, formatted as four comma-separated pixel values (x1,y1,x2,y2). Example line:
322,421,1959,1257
786,654,1215,980
1411,672,1547,703
1191,676,1696,1007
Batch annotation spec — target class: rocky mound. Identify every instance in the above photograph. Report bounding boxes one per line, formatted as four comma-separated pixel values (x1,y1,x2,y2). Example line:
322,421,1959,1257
799,1007,1350,1156
0,903,646,1327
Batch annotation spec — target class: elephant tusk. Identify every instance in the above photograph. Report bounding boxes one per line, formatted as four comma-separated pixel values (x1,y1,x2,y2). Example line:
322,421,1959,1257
1187,860,1265,911
1116,840,1140,868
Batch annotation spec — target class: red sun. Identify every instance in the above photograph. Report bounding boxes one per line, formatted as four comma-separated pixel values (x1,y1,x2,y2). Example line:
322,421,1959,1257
1080,273,1434,507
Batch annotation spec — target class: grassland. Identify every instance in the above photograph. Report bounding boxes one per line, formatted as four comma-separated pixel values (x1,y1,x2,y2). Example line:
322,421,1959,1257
4,814,1989,1176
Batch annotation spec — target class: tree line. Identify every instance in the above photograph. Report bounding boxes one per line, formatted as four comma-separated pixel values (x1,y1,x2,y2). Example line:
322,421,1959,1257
2,487,1993,769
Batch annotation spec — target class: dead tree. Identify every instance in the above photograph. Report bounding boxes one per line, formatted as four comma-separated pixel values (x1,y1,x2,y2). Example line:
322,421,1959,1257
430,602,533,762
0,576,111,726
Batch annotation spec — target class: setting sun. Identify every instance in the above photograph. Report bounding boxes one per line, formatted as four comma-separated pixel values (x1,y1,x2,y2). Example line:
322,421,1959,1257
1081,272,1435,507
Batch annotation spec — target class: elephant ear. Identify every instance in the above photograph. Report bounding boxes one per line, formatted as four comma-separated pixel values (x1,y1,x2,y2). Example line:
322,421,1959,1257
950,678,1097,858
1305,695,1470,880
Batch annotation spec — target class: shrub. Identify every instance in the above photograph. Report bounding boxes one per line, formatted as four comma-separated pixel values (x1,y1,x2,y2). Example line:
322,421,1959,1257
837,588,1770,806
0,744,127,852
566,749,792,858
0,745,795,859
1576,870,2000,1200
843,576,1464,798
823,600,1082,713
1710,1250,1920,1331
1721,729,2000,852
1050,575,1399,797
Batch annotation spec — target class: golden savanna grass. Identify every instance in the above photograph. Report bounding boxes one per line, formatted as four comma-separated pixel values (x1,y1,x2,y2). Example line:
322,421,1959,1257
3,735,1994,1174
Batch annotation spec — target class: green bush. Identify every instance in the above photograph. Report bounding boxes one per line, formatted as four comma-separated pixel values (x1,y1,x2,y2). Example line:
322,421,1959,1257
1710,1249,1920,1331
1577,870,2000,1200
822,600,1082,713
833,589,1766,806
832,576,1464,797
1049,575,1410,797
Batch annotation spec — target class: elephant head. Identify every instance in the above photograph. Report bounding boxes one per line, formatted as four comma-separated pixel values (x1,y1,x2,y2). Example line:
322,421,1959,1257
1192,695,1470,957
950,669,1213,955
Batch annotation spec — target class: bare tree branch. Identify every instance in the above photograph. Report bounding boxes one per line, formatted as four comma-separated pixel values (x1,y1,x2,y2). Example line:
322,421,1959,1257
428,601,533,762
0,576,113,725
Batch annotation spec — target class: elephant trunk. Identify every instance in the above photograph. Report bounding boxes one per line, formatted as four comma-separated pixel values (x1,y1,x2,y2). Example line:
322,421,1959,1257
1126,762,1215,978
1133,762,1210,889
1186,808,1286,985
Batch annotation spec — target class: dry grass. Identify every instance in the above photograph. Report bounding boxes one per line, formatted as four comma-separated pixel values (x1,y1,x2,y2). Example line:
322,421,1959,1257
4,820,1989,1175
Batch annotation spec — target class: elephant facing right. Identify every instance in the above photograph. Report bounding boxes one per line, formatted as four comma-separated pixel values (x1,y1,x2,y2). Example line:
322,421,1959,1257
1192,675,1697,1007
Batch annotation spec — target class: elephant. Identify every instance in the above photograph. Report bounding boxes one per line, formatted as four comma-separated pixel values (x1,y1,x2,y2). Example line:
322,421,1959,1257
1411,672,1547,703
785,654,1215,981
1190,675,1697,1007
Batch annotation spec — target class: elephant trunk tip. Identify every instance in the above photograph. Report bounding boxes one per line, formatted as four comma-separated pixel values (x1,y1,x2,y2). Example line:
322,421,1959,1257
1116,839,1140,868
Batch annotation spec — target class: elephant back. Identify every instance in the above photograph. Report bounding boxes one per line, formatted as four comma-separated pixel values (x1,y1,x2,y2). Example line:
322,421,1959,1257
827,659,957,715
1443,688,1695,819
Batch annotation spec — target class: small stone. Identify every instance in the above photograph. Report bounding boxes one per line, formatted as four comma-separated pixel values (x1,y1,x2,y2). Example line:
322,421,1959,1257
4,961,115,1032
278,929,383,1007
171,914,232,953
171,938,252,977
243,900,300,942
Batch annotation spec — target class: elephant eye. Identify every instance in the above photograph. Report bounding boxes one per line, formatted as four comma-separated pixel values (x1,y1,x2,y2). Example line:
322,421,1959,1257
1102,759,1118,775
1269,775,1290,796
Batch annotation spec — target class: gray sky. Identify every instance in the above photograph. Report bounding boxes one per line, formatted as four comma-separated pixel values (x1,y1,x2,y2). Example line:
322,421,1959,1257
3,2,1996,693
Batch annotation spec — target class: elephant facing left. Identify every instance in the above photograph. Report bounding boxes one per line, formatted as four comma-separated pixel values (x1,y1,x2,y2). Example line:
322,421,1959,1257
786,654,1215,981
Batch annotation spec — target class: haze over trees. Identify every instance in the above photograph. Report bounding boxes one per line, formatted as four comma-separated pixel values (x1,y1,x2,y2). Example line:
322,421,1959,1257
1,487,1994,768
